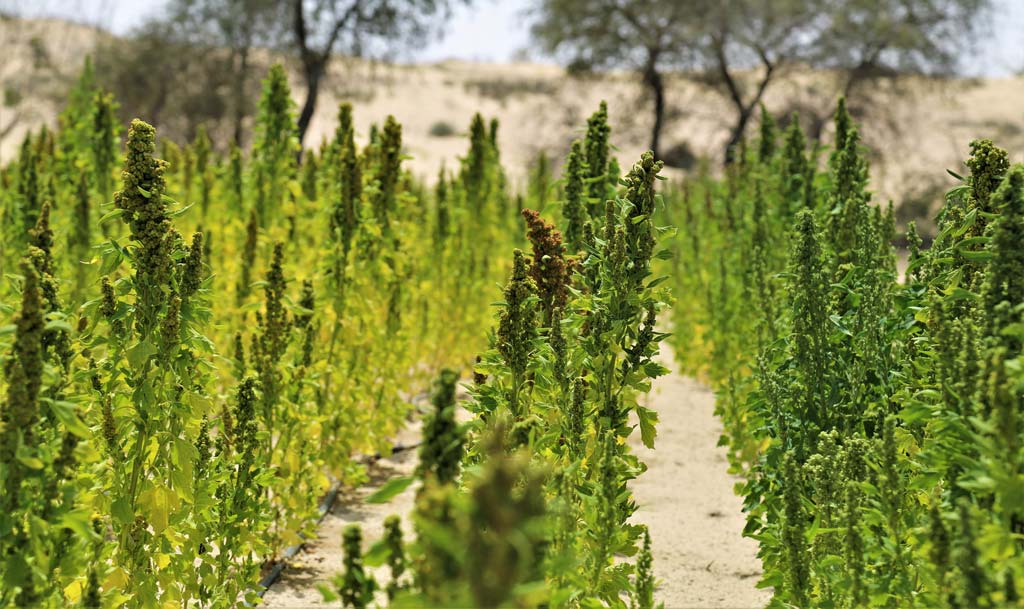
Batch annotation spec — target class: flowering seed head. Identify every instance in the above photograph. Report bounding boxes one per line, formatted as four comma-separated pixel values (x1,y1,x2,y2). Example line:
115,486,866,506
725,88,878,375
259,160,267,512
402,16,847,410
115,119,172,287
522,208,570,325
497,250,538,378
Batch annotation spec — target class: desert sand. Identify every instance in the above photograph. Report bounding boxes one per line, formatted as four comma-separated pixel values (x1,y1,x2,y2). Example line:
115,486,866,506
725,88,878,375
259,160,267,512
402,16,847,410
262,344,769,609
4,16,1024,227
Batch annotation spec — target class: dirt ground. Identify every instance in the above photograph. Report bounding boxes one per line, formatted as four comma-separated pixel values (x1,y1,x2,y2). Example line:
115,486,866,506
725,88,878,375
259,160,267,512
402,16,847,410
261,421,423,608
262,345,769,609
628,345,769,609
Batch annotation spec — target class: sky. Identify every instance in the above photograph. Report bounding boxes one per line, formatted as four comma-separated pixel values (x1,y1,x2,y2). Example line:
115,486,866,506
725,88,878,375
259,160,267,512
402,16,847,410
3,0,1023,75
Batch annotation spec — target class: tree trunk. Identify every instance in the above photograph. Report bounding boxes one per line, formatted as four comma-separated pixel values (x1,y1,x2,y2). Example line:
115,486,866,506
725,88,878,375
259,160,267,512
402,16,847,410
724,108,753,165
232,46,250,147
642,55,665,160
296,62,323,147
714,35,776,166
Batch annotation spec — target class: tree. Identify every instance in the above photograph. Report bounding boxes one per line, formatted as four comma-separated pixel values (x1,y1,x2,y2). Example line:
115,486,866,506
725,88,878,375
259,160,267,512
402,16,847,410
532,0,992,164
697,1,821,163
93,7,256,144
803,0,992,140
166,0,285,146
532,0,702,160
95,0,463,147
289,0,464,144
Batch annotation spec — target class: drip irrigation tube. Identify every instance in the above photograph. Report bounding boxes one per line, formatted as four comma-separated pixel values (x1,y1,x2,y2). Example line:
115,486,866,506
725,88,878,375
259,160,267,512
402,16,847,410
252,440,422,599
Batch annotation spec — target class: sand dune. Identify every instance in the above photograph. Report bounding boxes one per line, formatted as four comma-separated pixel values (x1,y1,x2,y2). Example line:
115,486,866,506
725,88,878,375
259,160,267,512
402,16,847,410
3,16,1023,226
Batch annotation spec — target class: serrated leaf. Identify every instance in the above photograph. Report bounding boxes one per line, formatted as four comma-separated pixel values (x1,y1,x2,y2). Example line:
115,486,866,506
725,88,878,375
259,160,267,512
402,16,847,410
636,405,658,449
127,340,157,368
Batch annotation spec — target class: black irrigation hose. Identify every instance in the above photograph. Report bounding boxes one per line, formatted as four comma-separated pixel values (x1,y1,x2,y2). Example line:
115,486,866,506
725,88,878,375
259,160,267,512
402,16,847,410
254,440,422,599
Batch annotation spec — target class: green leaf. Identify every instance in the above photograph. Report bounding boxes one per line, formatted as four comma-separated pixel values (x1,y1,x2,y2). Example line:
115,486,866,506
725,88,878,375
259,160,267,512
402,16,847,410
365,475,415,504
317,583,339,603
48,400,92,439
643,361,670,378
959,249,993,262
636,405,658,449
111,497,133,525
168,203,194,219
44,319,73,333
127,340,157,368
60,508,98,540
646,275,670,289
99,208,124,224
363,539,389,567
15,445,43,469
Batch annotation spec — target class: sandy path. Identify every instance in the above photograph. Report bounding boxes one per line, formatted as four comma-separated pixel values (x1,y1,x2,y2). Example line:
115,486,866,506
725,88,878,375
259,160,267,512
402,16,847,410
263,353,769,609
629,346,770,609
260,422,423,608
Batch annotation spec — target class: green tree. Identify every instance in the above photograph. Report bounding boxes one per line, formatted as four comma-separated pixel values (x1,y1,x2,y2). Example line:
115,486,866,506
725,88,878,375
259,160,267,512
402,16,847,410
533,0,992,163
288,0,466,144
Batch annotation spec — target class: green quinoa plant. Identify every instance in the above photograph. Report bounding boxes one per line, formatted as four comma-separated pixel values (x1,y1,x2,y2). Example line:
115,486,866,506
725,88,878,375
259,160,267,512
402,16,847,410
631,527,656,609
464,426,547,609
227,140,244,214
236,208,259,306
496,249,539,420
781,113,813,214
340,525,376,609
562,140,588,253
418,368,464,485
372,116,402,231
92,119,221,604
383,515,407,601
529,150,553,212
584,101,612,213
192,125,213,216
252,64,298,226
89,92,119,207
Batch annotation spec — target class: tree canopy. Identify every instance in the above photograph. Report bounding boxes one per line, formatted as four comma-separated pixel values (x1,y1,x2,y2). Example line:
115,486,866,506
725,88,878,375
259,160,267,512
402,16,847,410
532,0,992,164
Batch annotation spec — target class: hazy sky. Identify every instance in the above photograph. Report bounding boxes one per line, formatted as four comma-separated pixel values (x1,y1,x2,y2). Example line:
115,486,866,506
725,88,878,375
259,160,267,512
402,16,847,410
5,0,1023,75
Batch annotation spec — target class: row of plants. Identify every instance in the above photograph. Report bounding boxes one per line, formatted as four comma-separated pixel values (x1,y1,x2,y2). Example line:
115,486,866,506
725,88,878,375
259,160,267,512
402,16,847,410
0,60,524,608
324,102,672,609
665,101,1024,608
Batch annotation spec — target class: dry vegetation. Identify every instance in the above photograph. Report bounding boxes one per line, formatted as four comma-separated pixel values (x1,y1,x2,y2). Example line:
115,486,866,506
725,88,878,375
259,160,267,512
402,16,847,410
3,15,1023,230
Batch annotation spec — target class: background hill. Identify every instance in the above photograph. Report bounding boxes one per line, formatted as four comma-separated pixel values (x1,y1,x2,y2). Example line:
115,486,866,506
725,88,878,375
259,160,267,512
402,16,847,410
3,15,1023,233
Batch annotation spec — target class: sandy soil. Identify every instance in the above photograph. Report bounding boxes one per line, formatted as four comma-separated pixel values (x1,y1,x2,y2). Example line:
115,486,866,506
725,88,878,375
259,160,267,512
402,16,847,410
629,345,769,609
5,16,1024,222
262,347,769,609
260,421,423,608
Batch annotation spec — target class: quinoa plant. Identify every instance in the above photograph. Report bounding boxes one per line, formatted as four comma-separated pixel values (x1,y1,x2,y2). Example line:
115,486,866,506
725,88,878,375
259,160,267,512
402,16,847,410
93,119,220,604
383,515,407,601
584,101,612,213
340,525,375,609
495,249,538,420
562,140,588,252
252,64,298,226
89,92,119,206
418,368,463,485
662,97,1024,607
